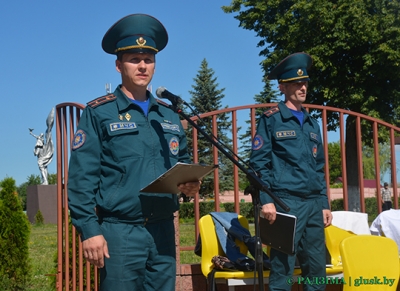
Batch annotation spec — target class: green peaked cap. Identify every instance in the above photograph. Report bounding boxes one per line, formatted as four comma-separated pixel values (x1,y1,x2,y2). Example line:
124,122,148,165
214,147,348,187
268,52,312,83
102,14,168,55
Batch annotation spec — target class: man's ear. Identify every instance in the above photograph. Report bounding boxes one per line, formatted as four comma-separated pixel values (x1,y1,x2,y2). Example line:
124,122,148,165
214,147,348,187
278,83,285,93
115,59,121,73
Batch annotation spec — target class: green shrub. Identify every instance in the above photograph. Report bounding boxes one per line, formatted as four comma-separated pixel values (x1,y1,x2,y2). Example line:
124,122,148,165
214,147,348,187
223,202,255,222
199,201,217,217
179,201,256,222
330,197,381,223
34,209,44,225
0,177,31,290
330,199,344,211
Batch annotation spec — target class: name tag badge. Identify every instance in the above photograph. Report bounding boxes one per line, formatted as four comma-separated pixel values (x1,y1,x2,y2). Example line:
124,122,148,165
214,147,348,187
109,122,137,132
276,130,296,138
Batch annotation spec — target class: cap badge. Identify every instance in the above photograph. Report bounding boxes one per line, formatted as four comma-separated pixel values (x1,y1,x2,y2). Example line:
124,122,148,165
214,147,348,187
297,69,304,76
136,37,146,46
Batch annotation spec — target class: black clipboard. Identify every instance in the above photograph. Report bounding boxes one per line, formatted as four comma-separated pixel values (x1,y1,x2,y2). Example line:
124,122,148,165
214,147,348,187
259,211,297,255
140,162,216,194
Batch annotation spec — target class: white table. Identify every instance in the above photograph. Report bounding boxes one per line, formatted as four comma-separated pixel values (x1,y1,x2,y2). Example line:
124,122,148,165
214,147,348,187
370,209,400,255
331,211,370,235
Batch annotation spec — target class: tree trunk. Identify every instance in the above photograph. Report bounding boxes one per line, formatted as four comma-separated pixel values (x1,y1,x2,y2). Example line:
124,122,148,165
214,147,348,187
345,116,361,211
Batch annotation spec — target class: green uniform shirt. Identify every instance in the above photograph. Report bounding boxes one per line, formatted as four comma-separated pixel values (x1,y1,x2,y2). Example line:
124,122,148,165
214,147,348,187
249,101,329,209
68,86,190,240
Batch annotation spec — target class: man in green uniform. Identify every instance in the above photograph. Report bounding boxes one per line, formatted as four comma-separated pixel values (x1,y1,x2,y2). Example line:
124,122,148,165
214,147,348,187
249,52,332,291
68,14,200,291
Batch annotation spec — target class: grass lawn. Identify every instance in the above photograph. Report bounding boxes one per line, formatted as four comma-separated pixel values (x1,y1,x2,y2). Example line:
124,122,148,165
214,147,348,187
28,224,58,291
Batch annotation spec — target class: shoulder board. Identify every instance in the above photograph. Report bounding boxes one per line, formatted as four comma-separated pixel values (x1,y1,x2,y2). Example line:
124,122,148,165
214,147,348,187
87,94,116,108
156,99,171,108
263,106,280,117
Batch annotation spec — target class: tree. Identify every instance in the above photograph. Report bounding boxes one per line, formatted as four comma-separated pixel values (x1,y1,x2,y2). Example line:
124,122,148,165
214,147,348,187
328,141,391,184
238,80,279,189
0,177,31,289
362,143,391,181
327,141,342,184
223,0,400,210
187,58,233,196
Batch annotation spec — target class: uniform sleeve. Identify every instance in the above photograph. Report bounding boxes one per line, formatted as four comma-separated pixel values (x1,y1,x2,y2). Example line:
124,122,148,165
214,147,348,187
249,115,274,205
315,128,329,209
67,107,102,241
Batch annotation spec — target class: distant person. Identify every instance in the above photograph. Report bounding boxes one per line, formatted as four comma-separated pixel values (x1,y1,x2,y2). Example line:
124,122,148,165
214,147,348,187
381,182,392,211
67,14,200,291
249,52,332,291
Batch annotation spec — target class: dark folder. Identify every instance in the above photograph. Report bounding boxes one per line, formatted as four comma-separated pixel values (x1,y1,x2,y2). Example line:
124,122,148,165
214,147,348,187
259,211,297,255
140,162,216,194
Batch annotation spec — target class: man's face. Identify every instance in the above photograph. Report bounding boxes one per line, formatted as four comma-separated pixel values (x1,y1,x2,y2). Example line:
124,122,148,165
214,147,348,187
280,81,308,105
116,53,155,88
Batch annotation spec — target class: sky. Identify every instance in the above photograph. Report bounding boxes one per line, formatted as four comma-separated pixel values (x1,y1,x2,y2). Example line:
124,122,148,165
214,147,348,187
0,0,270,186
0,1,397,187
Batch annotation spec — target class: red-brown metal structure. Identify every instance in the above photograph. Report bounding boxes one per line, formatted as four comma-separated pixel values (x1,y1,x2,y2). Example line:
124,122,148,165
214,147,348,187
55,102,400,290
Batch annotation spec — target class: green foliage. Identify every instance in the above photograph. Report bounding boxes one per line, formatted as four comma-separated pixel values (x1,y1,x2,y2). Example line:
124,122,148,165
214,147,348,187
327,141,342,184
327,141,391,184
17,174,41,211
223,0,400,128
187,58,235,196
330,197,391,223
223,202,255,222
0,177,31,290
34,210,44,225
238,81,279,188
223,0,400,209
330,183,343,189
362,143,391,180
330,198,344,211
179,201,256,222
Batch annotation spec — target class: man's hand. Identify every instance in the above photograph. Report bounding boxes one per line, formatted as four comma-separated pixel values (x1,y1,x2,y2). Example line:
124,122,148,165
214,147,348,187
82,235,110,268
261,203,277,224
323,209,333,227
178,180,201,197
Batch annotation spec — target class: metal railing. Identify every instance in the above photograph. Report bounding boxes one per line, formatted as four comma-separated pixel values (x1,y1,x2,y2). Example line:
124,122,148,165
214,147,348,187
55,102,399,290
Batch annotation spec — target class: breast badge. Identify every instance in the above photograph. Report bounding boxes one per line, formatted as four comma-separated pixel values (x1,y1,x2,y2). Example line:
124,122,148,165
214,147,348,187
169,136,179,155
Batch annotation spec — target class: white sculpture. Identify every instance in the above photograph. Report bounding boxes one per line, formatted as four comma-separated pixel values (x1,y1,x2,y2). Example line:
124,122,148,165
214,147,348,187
29,108,54,185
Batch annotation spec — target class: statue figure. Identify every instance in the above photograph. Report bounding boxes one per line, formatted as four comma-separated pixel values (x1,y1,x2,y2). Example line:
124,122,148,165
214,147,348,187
29,108,55,185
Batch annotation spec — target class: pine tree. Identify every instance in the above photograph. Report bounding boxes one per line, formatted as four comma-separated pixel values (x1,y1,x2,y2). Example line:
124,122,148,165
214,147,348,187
237,80,279,189
187,58,234,197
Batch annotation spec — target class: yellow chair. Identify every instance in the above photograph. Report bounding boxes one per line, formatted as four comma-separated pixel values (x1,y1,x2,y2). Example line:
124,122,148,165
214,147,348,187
324,225,355,275
198,214,301,291
339,235,399,290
